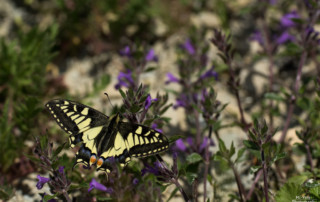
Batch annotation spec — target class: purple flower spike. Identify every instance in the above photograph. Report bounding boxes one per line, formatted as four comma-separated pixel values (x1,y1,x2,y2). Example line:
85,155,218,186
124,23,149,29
175,139,187,151
145,49,158,62
183,39,195,55
141,162,162,176
281,11,299,28
165,73,180,84
119,46,131,57
115,70,135,89
88,178,113,193
200,67,218,80
199,137,215,152
36,175,50,190
151,123,163,133
133,178,139,185
144,95,158,110
276,31,295,44
251,31,264,46
58,166,65,174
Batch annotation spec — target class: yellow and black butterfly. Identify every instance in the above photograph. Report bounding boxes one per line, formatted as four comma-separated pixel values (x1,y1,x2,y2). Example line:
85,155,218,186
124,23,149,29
45,99,169,174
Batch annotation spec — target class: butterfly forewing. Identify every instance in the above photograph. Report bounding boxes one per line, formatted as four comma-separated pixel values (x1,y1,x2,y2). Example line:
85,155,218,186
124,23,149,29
45,99,109,135
118,122,169,158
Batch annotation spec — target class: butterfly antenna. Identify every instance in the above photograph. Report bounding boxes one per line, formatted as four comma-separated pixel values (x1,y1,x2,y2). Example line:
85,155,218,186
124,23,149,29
104,93,114,109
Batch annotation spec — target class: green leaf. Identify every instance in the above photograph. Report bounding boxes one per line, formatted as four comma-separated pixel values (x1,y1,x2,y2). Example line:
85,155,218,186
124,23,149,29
168,135,184,144
275,183,303,202
119,88,126,99
166,187,178,202
243,140,260,151
250,166,261,174
186,153,203,164
235,148,246,163
271,152,286,164
218,138,227,153
186,172,197,183
264,93,285,101
96,196,114,201
43,194,57,202
52,143,67,158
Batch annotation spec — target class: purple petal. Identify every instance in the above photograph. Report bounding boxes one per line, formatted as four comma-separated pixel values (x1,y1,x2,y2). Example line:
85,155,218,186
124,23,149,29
165,73,180,84
119,46,131,57
88,178,113,193
58,166,65,174
200,67,218,80
251,31,264,46
133,178,139,185
151,123,163,133
186,137,194,146
36,175,50,190
276,31,295,44
144,95,158,110
281,11,300,28
175,139,187,151
184,39,195,55
115,70,135,89
145,49,158,62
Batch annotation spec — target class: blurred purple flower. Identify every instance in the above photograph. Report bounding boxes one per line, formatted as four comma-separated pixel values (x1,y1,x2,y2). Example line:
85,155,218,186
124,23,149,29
119,46,131,57
200,67,218,80
199,137,215,152
58,166,65,175
115,70,135,89
133,178,139,185
183,39,195,55
281,11,300,28
145,95,158,109
145,49,158,62
276,31,295,44
165,73,180,84
151,123,163,133
88,178,113,193
141,161,162,176
269,0,276,4
251,31,264,46
36,175,50,190
175,139,187,151
173,94,188,109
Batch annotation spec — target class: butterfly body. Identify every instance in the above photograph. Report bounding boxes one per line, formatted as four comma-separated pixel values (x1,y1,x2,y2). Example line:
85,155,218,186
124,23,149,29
46,99,169,173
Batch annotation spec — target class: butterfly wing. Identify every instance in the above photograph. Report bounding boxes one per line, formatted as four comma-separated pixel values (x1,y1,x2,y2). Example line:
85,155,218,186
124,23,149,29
118,122,169,158
46,99,109,168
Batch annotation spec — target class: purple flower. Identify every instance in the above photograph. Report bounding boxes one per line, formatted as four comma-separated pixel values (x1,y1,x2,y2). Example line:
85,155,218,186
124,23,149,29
58,166,65,174
268,0,276,4
281,11,300,28
175,139,187,151
183,39,195,55
199,137,215,152
144,95,158,109
173,94,191,109
251,31,264,46
151,123,163,133
200,67,218,80
115,70,135,89
36,175,50,190
119,46,131,57
88,178,113,193
165,73,180,84
133,178,139,185
276,31,295,44
141,161,162,176
145,49,158,62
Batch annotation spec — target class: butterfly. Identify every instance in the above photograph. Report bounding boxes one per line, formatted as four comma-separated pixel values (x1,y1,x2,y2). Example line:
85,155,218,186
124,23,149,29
45,99,169,173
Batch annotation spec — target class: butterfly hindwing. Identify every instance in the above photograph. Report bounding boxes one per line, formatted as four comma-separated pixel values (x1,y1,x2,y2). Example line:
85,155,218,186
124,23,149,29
118,122,169,158
45,99,109,136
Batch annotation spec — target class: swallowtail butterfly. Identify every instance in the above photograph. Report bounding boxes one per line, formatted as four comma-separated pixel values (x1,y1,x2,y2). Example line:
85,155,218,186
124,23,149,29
46,99,169,173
